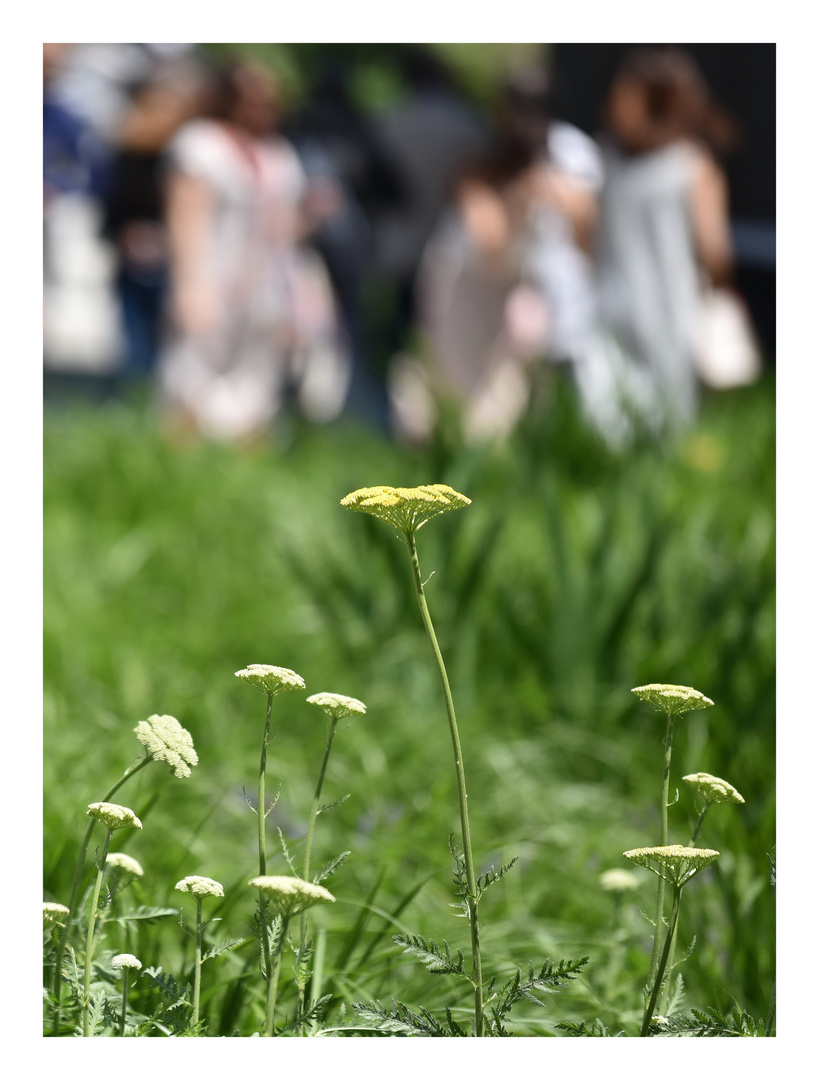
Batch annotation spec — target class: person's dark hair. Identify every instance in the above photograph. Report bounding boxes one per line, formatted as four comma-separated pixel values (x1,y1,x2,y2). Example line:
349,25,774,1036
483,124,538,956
610,46,739,153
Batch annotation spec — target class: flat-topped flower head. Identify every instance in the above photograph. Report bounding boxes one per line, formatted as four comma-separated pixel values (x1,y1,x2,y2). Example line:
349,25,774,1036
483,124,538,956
599,868,640,893
249,874,335,917
683,772,745,806
105,852,144,877
87,802,142,831
134,714,198,778
111,953,142,971
175,875,224,898
631,684,715,717
43,902,70,924
306,692,367,722
340,484,471,536
235,664,306,697
623,845,720,888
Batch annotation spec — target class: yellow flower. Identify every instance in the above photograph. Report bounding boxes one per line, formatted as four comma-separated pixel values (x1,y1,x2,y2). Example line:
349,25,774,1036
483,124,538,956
631,684,714,716
683,772,744,805
249,875,335,917
623,844,719,888
134,714,198,778
340,484,471,535
87,802,143,831
235,665,306,696
306,692,367,721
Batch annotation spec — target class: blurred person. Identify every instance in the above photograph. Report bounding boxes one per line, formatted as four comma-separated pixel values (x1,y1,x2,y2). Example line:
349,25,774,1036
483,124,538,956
574,46,737,446
158,61,347,443
101,59,207,377
43,43,120,371
391,65,598,444
284,57,407,430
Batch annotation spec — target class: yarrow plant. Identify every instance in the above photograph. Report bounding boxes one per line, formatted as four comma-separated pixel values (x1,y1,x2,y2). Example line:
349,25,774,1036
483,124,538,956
50,713,197,1034
248,876,335,1036
111,953,142,1036
175,876,225,1029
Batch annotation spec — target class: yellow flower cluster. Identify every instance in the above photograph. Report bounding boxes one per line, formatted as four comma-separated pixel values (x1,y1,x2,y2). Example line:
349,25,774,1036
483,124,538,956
234,665,306,697
623,844,720,887
134,714,199,779
340,484,471,535
631,684,715,716
683,772,744,805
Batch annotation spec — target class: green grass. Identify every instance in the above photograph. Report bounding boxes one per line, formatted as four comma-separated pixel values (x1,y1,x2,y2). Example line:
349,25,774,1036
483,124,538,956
43,373,775,1035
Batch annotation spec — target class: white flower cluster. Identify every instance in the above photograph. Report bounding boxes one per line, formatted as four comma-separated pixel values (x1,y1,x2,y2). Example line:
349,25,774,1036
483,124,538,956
235,665,306,697
249,875,335,916
134,714,198,778
175,875,224,898
87,802,143,831
43,902,70,924
599,868,640,893
111,953,142,971
105,852,144,876
306,692,367,721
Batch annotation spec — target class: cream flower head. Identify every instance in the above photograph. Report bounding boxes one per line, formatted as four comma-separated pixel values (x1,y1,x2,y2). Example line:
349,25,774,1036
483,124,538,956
43,902,70,924
683,772,745,806
599,868,640,893
249,875,335,917
631,684,715,716
112,953,142,971
87,802,143,831
623,845,719,888
134,714,198,778
340,484,471,535
235,665,306,697
105,852,144,877
306,692,367,722
175,875,224,898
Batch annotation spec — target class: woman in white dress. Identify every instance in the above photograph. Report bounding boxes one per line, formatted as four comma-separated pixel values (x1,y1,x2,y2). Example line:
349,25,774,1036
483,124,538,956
159,63,344,442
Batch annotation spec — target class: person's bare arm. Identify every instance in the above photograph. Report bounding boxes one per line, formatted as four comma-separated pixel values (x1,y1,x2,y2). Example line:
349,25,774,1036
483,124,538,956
689,148,733,285
166,169,218,335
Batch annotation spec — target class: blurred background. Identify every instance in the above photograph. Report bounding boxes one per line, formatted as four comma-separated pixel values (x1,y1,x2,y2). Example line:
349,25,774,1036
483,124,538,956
43,42,775,1035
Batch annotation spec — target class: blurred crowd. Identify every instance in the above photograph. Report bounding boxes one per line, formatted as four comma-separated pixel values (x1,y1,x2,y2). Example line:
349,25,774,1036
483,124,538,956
43,43,763,448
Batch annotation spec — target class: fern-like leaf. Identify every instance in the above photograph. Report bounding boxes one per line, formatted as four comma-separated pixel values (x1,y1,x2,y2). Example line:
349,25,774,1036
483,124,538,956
476,857,518,897
393,933,470,980
652,1004,767,1037
351,998,453,1037
314,850,350,884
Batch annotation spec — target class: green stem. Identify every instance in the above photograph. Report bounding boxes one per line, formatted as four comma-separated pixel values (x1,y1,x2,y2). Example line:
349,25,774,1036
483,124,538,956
405,531,484,1037
298,717,338,1034
257,694,274,996
641,883,682,1037
647,715,674,997
764,977,776,1037
193,896,203,1029
660,801,711,1009
119,971,129,1037
82,826,113,1037
51,754,153,1033
264,913,291,1037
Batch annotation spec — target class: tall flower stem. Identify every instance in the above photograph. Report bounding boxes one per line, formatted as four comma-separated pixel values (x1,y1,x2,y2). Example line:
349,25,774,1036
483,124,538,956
647,715,674,997
264,913,291,1037
82,826,114,1037
257,693,275,990
53,755,152,1034
405,531,484,1036
297,716,338,1033
118,970,130,1037
641,883,682,1037
192,896,204,1028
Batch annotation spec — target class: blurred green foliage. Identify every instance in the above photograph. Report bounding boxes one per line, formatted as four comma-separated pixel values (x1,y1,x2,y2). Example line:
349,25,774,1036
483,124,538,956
43,372,774,1035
